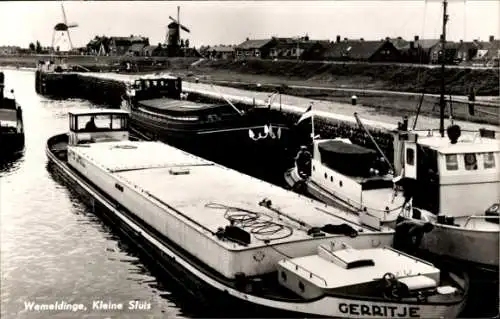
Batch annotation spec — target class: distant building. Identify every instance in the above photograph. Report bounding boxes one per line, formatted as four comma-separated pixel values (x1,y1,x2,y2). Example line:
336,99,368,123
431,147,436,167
108,36,149,56
235,38,278,59
206,46,235,60
268,36,330,60
127,43,147,56
473,36,500,66
0,46,21,55
319,38,401,62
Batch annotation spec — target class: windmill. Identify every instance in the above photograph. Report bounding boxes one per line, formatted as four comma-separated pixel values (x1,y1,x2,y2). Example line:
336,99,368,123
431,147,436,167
51,1,78,52
165,6,190,49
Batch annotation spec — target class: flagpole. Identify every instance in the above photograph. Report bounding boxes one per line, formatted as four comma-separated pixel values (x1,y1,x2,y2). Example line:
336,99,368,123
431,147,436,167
311,113,315,141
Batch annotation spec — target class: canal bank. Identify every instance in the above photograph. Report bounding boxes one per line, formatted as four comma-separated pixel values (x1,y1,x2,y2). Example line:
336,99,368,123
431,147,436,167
34,70,499,172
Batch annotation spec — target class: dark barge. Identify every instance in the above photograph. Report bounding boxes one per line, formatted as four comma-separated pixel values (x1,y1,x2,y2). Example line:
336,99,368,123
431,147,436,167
0,71,24,158
121,75,296,182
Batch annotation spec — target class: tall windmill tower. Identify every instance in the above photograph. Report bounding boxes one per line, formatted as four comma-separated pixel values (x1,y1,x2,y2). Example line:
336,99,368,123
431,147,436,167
52,1,78,52
165,6,191,56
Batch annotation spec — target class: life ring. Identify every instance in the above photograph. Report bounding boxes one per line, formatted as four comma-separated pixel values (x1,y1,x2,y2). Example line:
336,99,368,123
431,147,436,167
486,203,499,214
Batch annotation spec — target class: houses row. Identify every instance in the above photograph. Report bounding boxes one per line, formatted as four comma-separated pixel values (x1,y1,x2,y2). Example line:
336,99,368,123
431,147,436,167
202,35,500,65
85,35,200,57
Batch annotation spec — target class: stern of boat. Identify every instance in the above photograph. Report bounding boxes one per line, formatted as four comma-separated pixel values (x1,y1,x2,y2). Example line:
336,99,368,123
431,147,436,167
275,240,469,318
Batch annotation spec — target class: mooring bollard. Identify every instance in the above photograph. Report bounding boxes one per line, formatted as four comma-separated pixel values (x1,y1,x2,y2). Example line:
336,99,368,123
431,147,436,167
351,95,357,105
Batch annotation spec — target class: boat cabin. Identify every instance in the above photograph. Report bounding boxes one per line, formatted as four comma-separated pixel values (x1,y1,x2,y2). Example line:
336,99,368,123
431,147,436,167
395,127,499,218
0,72,23,134
129,76,182,101
68,109,129,146
312,139,391,186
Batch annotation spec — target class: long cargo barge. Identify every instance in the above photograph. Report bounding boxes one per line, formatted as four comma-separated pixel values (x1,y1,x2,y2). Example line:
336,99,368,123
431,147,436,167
46,109,468,318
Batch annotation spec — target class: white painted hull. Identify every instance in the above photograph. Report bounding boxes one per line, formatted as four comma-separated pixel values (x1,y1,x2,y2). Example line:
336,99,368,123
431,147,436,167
406,216,499,271
46,142,468,318
285,167,398,228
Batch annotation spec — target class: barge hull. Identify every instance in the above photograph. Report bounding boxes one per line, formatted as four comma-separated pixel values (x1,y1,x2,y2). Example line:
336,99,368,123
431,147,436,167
46,135,466,318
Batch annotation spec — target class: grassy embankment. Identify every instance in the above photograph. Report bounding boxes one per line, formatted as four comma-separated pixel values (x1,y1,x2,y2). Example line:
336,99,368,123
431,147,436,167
1,55,498,124
186,60,499,125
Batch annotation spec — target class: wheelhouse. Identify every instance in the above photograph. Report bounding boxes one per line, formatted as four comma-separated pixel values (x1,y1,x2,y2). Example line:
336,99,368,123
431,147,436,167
397,128,500,217
131,76,182,101
68,109,129,146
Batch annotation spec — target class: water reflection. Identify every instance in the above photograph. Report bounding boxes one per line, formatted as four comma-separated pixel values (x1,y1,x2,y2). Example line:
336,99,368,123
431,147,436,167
0,69,195,319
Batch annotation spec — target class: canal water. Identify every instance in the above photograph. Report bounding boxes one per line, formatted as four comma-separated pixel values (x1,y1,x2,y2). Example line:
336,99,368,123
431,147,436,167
1,69,498,319
0,69,207,319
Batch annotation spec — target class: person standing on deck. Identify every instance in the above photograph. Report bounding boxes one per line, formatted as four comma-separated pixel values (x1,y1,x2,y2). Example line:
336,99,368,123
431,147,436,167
295,145,312,177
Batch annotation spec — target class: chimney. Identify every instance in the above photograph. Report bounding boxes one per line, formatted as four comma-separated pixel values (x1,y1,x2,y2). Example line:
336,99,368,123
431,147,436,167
414,35,419,42
397,36,402,40
490,35,494,42
460,39,463,44
246,37,249,41
336,35,341,43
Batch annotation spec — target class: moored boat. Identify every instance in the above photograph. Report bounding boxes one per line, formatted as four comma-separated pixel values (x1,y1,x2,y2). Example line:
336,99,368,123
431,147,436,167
46,108,469,318
121,75,294,182
0,71,25,157
286,0,500,274
285,136,405,227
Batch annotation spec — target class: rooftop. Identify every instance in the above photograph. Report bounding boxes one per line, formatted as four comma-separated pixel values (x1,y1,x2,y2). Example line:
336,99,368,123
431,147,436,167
70,141,393,251
418,135,500,154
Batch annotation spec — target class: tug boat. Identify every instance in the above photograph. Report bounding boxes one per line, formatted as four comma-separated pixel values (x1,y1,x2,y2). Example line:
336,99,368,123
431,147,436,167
46,109,468,318
0,71,25,157
285,136,405,227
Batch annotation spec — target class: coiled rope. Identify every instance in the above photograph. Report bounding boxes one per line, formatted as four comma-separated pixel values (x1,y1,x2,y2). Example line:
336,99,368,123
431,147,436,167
205,202,294,241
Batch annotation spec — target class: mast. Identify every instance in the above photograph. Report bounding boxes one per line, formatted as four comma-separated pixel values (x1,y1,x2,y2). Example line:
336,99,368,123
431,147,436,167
439,0,449,137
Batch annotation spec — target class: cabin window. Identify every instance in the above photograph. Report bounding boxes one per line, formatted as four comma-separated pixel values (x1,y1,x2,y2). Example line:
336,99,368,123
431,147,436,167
483,152,495,169
445,154,459,171
406,148,415,166
464,153,478,171
324,173,328,179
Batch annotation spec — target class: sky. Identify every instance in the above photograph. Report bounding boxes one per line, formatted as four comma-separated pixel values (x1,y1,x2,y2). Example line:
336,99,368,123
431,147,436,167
0,0,498,51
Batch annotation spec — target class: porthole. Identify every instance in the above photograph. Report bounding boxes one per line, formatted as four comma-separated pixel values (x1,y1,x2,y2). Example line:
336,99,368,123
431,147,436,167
330,176,333,182
339,181,343,187
281,271,287,282
324,173,328,179
298,281,305,292
312,165,315,171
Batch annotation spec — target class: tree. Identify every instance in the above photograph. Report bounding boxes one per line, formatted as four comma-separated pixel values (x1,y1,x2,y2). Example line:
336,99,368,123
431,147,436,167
185,39,190,48
29,42,35,51
35,41,41,53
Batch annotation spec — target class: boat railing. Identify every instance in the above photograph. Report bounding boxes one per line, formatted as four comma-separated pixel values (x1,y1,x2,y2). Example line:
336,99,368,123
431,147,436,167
463,215,500,227
281,258,328,287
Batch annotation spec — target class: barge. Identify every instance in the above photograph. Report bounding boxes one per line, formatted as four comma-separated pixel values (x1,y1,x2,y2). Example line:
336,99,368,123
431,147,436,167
0,71,24,158
122,75,295,181
46,109,469,318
